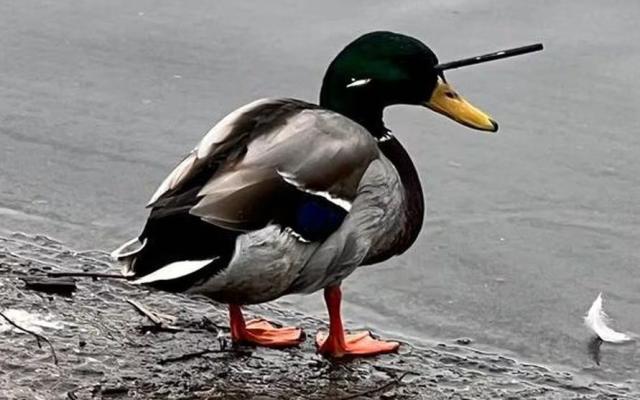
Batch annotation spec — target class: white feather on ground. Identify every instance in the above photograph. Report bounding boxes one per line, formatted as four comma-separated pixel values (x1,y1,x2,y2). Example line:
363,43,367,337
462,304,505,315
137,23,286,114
584,293,635,344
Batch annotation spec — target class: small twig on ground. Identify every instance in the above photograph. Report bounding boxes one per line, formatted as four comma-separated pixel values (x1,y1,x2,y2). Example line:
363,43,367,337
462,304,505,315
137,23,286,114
47,271,129,280
338,372,410,400
372,364,420,376
126,298,182,332
159,348,251,365
0,311,58,365
159,348,225,364
153,311,178,324
20,277,77,296
126,299,164,325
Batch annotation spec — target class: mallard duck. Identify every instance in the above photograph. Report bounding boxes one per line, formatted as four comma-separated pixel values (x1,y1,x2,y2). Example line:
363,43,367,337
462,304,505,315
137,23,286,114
113,31,536,358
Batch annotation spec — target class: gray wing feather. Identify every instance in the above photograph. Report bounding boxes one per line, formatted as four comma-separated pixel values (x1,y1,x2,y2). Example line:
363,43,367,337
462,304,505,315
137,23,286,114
154,102,379,231
147,99,378,232
147,98,279,207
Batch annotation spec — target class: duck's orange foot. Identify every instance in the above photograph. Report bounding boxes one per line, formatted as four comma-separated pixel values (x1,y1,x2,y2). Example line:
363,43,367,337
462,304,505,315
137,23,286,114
232,318,303,348
315,330,400,358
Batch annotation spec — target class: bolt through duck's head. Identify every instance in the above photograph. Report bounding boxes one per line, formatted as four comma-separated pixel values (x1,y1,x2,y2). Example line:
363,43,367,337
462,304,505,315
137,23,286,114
320,31,498,136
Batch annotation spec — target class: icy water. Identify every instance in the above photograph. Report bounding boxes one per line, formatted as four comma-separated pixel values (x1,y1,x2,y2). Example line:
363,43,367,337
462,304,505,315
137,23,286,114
1,0,639,394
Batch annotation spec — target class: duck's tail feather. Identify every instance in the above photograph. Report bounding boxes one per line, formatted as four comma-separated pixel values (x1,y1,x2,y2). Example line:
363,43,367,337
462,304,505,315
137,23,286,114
111,236,147,276
111,237,146,260
112,213,238,292
131,258,218,284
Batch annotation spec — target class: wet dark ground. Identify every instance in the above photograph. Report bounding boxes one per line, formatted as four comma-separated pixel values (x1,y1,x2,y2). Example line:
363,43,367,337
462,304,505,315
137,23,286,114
0,233,637,399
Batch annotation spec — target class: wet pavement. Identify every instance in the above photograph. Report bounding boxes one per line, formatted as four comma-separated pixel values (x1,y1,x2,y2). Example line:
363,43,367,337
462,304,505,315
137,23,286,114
1,0,640,397
1,233,638,399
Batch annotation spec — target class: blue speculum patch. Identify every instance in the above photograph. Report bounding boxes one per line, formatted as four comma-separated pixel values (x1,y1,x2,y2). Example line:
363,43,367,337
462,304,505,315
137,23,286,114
293,198,347,242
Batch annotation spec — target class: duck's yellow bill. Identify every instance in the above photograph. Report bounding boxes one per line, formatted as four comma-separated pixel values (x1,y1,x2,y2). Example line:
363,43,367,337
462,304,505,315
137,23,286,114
424,78,498,133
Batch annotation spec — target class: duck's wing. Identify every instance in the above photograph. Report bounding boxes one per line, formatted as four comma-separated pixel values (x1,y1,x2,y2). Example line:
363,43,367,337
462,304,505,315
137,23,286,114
121,98,378,284
148,98,378,233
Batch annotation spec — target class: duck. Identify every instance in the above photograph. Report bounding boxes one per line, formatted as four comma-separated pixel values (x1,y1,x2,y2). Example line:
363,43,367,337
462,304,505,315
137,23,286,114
112,31,527,358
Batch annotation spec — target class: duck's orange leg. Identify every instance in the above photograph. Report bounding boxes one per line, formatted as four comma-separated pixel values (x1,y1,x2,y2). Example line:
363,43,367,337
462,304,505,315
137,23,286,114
316,285,400,358
228,304,303,348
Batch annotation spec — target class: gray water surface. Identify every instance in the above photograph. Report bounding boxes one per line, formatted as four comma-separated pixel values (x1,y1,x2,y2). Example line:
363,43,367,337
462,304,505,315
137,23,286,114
1,0,639,389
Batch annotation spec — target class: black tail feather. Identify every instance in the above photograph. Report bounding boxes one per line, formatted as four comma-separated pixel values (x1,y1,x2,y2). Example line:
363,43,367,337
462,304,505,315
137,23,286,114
129,212,238,292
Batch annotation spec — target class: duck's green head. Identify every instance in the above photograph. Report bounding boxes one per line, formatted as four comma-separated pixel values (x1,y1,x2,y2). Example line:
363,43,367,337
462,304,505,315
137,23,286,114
320,31,498,136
